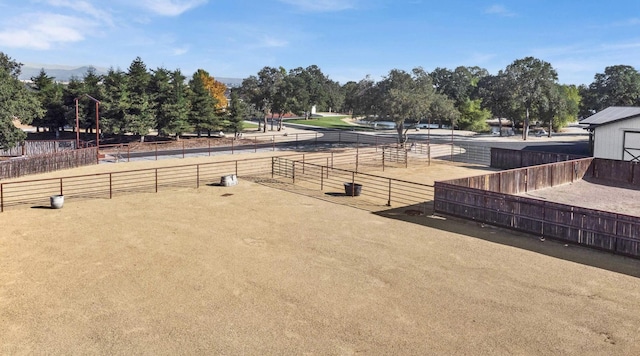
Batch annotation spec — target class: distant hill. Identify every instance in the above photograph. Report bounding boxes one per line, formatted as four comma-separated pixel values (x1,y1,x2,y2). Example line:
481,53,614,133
19,64,244,87
19,65,108,82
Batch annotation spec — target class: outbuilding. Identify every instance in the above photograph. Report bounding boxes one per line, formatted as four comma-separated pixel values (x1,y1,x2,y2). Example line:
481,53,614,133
581,106,640,161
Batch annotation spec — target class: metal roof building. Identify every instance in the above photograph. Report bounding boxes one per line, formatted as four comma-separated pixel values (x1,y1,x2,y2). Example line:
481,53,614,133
581,106,640,161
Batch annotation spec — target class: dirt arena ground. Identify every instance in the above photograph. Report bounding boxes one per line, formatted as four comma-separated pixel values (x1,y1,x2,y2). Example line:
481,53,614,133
524,178,640,216
2,152,640,355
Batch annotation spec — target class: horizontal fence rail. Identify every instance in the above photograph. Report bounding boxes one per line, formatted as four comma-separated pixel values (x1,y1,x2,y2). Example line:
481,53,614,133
0,150,394,212
98,132,492,166
271,157,434,212
0,155,301,212
1,132,491,180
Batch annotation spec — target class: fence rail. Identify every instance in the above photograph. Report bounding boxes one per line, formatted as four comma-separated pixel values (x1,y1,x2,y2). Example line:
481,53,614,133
99,132,492,165
271,157,434,212
0,150,394,212
1,132,491,181
0,155,291,212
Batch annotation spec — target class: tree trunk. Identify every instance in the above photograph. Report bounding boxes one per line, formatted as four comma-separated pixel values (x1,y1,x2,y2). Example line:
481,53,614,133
396,121,405,146
498,117,503,137
263,115,267,133
523,107,530,141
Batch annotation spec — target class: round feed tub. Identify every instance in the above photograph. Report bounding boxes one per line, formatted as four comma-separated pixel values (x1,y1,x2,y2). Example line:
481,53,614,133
344,183,362,196
220,174,238,187
50,195,64,209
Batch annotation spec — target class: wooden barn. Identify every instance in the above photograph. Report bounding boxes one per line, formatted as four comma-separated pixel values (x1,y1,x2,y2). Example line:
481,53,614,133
581,106,640,161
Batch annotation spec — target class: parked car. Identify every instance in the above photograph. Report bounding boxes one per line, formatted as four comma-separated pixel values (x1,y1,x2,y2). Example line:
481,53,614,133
533,129,547,137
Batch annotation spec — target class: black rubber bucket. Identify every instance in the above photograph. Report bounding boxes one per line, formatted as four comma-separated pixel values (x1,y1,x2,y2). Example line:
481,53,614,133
344,183,362,196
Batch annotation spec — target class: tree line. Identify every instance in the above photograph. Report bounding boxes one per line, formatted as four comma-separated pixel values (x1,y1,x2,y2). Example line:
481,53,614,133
0,53,248,149
238,58,581,143
237,58,640,142
2,50,640,149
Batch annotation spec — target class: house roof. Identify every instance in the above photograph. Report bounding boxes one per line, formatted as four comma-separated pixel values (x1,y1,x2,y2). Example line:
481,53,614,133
581,106,640,126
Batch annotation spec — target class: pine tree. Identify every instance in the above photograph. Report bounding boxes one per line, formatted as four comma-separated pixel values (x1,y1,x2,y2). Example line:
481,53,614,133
31,69,65,133
151,68,190,139
227,90,246,135
102,68,129,134
0,52,43,149
125,57,153,142
188,70,219,137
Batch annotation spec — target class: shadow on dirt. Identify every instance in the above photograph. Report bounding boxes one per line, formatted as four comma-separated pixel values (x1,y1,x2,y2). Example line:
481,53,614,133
374,203,640,279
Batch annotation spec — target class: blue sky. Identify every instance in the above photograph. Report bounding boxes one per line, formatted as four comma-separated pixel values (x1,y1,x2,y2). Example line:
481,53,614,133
1,0,639,85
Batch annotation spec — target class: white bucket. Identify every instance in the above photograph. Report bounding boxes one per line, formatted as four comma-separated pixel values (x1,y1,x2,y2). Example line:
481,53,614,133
50,195,64,209
220,175,238,187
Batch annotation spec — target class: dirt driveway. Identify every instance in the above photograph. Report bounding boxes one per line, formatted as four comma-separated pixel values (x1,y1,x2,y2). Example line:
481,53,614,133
1,152,640,355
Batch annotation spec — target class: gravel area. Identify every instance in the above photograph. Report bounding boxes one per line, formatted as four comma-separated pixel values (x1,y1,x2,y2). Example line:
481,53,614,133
524,178,640,215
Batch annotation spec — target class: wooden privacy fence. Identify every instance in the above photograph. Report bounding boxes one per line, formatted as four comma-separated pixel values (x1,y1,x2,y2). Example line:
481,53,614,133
490,147,586,170
434,182,640,258
0,148,98,180
446,158,593,194
434,156,640,258
271,157,434,211
0,140,77,157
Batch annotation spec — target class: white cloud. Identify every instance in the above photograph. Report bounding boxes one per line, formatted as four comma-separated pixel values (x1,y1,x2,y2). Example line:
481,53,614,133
138,0,208,16
0,13,91,49
43,0,112,23
278,0,357,12
172,46,189,55
611,18,640,27
484,4,516,17
259,36,289,48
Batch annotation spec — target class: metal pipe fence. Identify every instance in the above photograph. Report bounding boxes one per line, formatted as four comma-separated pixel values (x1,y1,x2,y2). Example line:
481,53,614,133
0,155,297,212
98,132,491,166
0,150,389,212
271,157,434,213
